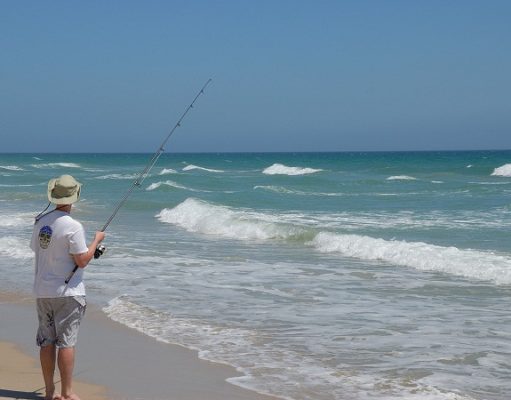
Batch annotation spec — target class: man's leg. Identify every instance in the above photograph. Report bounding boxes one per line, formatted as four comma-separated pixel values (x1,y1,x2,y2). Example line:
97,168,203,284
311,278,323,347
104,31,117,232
40,344,57,400
58,346,80,400
53,296,86,400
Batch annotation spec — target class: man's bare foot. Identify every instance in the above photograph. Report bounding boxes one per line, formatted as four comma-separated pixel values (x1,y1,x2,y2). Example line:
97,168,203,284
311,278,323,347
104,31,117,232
44,393,61,400
44,384,61,400
60,394,80,400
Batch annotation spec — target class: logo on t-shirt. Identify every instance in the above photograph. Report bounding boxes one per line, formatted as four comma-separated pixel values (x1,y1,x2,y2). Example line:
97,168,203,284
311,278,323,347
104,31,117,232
39,225,53,249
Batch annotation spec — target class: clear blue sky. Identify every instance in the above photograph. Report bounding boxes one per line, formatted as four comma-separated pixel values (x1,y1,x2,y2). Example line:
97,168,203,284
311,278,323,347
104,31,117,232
1,0,510,152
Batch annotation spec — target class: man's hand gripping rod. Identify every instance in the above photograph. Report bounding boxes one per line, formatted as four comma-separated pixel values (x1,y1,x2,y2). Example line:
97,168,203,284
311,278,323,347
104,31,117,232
64,79,212,285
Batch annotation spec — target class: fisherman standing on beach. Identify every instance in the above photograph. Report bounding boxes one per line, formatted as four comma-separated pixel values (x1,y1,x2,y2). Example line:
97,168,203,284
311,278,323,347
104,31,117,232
31,175,105,400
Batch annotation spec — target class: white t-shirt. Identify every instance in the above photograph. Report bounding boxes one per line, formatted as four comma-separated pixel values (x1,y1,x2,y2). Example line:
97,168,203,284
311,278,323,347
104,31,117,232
31,210,89,297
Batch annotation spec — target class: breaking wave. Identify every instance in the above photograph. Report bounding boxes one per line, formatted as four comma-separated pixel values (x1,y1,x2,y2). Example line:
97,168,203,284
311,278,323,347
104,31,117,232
311,232,511,285
157,198,307,241
262,163,322,176
387,175,417,181
491,164,511,177
254,185,343,197
95,173,140,180
0,184,38,187
159,168,178,175
31,162,81,169
183,164,224,173
254,185,299,195
146,180,208,192
0,212,34,227
0,237,33,259
0,165,24,171
157,198,511,285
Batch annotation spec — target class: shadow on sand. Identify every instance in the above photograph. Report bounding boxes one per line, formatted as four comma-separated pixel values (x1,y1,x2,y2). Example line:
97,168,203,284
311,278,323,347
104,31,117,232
0,389,43,399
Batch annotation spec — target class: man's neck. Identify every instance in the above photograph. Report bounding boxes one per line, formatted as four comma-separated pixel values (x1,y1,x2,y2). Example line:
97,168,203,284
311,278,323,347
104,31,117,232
55,204,72,213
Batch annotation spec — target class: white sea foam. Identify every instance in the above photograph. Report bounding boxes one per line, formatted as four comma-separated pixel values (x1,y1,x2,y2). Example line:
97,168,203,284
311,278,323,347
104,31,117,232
262,163,322,176
311,232,511,284
102,298,339,400
157,198,305,241
0,165,24,171
307,209,511,230
0,184,38,187
95,173,140,180
387,175,417,181
0,212,34,227
103,296,479,400
183,164,224,173
0,237,33,259
159,168,177,175
254,185,298,195
31,162,81,169
102,296,295,398
491,163,511,177
254,185,343,197
146,180,207,192
158,199,511,284
470,181,511,185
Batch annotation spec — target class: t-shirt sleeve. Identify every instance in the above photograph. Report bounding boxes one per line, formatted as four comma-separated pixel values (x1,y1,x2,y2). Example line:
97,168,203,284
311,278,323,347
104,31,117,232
69,223,89,255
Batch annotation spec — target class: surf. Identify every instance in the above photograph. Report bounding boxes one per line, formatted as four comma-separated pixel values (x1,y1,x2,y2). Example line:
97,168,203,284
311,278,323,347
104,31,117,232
146,180,209,192
0,237,33,259
157,198,309,241
95,173,141,180
157,198,511,285
183,164,224,173
31,162,81,169
386,175,417,181
311,232,511,285
0,165,24,171
159,168,178,175
262,163,323,176
491,163,511,177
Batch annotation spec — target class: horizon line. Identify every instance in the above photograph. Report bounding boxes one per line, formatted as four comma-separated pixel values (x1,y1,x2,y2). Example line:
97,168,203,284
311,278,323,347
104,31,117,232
2,148,511,155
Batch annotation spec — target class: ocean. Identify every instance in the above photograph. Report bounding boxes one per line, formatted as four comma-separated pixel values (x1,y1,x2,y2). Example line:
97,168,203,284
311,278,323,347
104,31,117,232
1,151,511,400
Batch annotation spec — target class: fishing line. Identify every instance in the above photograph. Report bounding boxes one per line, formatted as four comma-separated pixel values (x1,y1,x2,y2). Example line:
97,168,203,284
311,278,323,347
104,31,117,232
64,79,212,285
99,78,212,233
34,202,51,223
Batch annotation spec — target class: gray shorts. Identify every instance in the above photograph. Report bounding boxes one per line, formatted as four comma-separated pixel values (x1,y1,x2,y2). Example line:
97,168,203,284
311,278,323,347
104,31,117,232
36,296,86,348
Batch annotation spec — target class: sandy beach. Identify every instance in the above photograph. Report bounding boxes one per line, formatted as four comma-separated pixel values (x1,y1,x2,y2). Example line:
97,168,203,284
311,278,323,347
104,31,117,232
0,292,279,400
0,341,107,400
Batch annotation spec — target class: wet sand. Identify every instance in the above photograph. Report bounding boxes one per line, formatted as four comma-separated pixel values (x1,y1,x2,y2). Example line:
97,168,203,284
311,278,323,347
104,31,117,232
0,292,279,400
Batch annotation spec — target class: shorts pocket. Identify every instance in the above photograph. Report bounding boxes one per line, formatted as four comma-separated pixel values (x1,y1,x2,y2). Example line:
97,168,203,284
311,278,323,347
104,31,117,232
73,296,87,308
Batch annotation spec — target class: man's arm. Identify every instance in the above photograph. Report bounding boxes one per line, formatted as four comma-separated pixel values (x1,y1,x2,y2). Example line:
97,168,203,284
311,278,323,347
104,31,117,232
73,231,105,268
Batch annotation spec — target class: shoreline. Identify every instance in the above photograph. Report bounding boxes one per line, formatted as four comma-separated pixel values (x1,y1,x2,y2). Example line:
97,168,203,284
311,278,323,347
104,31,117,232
0,291,280,400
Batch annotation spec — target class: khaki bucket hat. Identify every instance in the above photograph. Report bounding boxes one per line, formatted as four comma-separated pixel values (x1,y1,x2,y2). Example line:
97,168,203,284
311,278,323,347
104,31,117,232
47,175,81,204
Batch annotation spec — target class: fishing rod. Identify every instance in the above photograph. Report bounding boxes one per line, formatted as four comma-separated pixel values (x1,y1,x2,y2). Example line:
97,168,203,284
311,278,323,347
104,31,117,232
64,79,212,285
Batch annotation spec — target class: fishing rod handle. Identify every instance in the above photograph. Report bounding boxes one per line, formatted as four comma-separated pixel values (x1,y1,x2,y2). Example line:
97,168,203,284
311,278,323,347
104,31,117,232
64,265,79,284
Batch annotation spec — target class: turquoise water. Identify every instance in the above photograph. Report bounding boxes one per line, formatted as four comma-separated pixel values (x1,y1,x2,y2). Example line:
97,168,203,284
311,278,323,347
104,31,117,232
1,151,511,400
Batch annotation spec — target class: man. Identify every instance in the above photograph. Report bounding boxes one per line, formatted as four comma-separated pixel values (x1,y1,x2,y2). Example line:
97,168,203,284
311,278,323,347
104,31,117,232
31,175,105,400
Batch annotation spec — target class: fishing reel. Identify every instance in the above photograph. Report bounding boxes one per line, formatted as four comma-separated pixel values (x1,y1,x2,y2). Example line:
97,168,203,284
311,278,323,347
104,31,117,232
94,244,106,259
